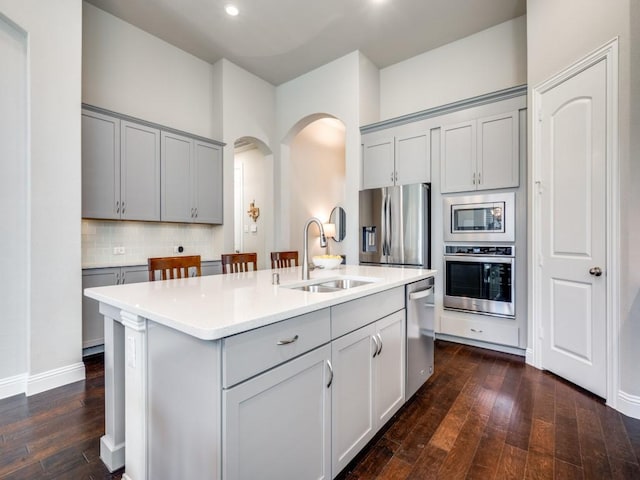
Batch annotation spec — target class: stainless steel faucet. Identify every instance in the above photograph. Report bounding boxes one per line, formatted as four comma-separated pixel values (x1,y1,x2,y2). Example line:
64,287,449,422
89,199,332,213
302,217,327,280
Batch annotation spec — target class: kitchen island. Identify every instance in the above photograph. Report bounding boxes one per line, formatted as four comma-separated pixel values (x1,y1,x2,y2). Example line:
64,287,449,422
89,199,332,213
85,264,436,480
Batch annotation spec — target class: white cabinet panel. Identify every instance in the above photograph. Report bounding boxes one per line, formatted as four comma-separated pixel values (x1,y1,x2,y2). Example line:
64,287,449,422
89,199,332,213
362,124,430,189
395,131,430,185
331,309,406,475
362,136,394,189
331,323,376,474
441,110,519,193
477,111,519,190
374,310,406,426
441,121,476,193
222,308,330,388
223,345,332,480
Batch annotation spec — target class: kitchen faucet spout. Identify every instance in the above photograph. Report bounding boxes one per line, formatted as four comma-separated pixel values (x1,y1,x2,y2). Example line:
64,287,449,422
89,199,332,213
302,217,326,280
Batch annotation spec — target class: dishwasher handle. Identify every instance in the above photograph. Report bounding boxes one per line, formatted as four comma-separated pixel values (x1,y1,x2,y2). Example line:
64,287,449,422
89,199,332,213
408,287,433,301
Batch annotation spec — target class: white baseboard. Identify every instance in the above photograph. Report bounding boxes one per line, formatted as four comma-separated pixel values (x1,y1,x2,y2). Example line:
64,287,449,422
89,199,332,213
435,333,526,356
525,347,536,367
26,362,86,396
0,373,27,400
617,390,640,420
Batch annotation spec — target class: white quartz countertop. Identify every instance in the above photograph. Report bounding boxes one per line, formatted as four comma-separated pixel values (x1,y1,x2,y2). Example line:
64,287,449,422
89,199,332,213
84,265,436,340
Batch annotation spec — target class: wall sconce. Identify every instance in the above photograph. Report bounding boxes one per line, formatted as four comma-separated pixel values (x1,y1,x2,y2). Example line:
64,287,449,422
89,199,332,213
247,200,260,222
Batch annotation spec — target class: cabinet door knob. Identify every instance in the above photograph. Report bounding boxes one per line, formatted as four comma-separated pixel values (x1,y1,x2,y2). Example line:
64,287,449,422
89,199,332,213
372,335,380,358
116,201,120,214
326,360,333,388
477,172,481,185
472,172,476,185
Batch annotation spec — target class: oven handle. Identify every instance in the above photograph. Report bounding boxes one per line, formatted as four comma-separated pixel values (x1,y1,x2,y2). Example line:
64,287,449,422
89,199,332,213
444,255,514,264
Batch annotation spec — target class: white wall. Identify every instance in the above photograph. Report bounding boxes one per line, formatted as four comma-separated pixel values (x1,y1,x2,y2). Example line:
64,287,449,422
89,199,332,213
0,13,27,387
217,59,277,259
82,3,225,265
379,15,527,121
276,51,363,264
82,2,218,139
289,120,346,259
0,0,84,396
235,147,269,269
527,0,638,407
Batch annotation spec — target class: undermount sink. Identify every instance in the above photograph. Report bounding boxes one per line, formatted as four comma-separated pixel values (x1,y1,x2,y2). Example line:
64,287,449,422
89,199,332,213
283,276,376,293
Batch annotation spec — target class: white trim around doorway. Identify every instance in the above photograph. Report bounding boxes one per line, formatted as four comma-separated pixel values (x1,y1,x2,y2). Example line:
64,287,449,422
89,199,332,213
529,38,620,410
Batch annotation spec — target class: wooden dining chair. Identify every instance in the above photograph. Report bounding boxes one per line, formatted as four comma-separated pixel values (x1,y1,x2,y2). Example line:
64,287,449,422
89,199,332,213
221,252,258,274
270,251,299,269
148,255,202,281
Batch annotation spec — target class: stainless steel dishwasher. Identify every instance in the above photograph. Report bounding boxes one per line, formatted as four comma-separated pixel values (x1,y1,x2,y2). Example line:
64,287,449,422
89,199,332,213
406,276,435,399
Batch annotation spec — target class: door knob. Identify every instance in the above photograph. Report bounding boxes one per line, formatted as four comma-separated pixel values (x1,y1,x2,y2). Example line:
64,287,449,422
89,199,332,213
589,267,603,277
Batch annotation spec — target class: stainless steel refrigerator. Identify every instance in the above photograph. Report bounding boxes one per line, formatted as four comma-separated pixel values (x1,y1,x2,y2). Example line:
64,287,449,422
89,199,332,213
359,183,430,268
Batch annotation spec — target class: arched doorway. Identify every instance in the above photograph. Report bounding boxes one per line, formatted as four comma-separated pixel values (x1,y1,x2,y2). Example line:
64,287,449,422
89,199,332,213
285,115,346,259
233,136,273,270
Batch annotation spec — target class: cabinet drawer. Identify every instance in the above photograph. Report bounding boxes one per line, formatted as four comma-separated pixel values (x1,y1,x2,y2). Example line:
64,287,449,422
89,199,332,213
331,287,404,339
440,314,519,347
222,308,330,388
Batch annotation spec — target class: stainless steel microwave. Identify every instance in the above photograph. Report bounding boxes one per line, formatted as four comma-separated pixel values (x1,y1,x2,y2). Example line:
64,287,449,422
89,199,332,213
443,192,515,242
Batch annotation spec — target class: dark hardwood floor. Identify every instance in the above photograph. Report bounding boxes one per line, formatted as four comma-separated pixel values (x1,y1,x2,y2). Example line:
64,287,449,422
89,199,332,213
1,341,639,479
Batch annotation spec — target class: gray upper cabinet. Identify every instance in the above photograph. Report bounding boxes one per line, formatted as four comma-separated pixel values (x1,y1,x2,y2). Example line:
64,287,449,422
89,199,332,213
161,133,223,224
161,132,194,222
362,124,430,189
120,120,161,221
193,140,223,224
83,105,223,224
82,110,120,220
82,109,160,221
441,110,519,193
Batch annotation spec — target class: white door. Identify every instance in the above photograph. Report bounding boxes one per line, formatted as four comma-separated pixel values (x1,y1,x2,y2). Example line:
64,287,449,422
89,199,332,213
538,58,607,398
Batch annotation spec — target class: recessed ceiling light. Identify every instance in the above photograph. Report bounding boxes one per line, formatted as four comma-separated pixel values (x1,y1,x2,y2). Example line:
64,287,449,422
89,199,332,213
225,4,239,16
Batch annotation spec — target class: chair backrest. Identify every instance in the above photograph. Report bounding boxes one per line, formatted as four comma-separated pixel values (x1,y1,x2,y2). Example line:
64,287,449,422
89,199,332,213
270,251,299,269
221,253,258,274
148,255,202,281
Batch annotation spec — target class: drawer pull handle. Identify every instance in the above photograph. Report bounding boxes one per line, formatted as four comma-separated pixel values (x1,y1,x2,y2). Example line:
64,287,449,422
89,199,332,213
470,328,483,333
277,334,299,345
372,335,380,358
376,333,383,356
326,360,333,388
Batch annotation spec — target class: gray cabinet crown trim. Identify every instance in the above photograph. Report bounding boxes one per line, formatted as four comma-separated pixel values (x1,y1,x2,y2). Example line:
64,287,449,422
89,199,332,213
360,84,527,134
82,103,226,147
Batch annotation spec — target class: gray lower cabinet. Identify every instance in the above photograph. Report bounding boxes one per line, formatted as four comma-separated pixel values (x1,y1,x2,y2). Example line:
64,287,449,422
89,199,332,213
161,132,223,224
82,109,161,221
201,260,222,276
331,309,406,474
223,344,332,480
84,262,221,348
82,265,148,349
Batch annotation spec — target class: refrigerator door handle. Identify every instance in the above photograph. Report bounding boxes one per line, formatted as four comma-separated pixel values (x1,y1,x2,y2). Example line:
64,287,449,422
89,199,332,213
380,191,388,256
386,192,392,258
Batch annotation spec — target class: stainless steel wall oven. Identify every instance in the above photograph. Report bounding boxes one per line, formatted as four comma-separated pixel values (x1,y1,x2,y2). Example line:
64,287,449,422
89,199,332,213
443,245,515,318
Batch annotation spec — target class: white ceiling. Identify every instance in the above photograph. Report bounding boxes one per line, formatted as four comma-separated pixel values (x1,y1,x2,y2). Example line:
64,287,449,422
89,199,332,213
85,0,526,86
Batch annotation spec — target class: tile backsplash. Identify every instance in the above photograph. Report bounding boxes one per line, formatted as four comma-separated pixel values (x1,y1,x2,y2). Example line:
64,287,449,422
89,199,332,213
82,220,217,268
